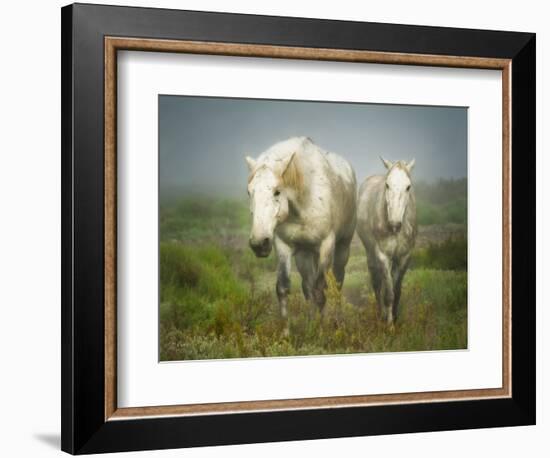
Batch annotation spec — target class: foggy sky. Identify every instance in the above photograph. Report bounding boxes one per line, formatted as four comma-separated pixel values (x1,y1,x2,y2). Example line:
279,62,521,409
159,95,467,197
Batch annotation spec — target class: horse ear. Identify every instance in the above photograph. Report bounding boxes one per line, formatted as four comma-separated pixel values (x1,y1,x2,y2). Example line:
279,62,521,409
380,156,393,170
281,151,296,176
406,158,416,172
245,156,256,172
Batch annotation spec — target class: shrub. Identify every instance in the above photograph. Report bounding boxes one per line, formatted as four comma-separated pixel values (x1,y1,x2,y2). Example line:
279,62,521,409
161,266,468,360
160,242,247,330
411,236,467,270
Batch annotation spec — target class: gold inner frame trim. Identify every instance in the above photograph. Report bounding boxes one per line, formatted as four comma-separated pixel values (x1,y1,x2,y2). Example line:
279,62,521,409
104,36,512,421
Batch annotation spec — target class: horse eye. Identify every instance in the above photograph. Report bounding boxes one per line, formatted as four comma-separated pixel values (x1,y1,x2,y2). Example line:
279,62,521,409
385,183,389,190
274,190,280,197
406,185,411,191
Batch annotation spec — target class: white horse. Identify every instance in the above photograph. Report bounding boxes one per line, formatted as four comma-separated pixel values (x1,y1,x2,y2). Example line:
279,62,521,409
245,137,357,317
356,157,417,326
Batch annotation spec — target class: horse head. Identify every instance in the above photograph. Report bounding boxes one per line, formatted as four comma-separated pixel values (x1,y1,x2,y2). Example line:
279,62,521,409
245,152,297,257
380,157,415,233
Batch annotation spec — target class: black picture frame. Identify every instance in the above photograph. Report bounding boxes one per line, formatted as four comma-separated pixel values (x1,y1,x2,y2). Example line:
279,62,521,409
61,3,535,454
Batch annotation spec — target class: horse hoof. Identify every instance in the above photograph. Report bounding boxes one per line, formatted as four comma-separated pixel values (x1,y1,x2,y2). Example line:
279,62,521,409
388,323,396,334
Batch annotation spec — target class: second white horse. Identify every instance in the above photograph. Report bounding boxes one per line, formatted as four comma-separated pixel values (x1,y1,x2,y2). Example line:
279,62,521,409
357,157,417,326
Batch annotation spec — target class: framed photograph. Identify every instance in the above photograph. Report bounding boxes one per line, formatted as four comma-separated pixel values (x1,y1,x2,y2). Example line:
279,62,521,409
61,3,536,454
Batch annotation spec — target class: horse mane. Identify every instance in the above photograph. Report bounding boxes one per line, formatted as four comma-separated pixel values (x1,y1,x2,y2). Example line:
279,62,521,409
281,154,305,198
248,137,314,202
247,152,306,200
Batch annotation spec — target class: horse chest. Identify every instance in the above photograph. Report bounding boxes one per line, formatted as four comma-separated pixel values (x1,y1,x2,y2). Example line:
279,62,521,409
276,217,325,247
379,233,409,260
380,236,397,257
276,223,301,244
276,223,308,246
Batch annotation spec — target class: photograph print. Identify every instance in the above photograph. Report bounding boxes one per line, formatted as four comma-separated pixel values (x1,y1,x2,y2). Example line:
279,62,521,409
159,95,468,361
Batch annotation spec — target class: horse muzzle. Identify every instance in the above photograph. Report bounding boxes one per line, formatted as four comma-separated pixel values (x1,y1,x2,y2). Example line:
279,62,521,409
390,222,402,234
249,236,273,257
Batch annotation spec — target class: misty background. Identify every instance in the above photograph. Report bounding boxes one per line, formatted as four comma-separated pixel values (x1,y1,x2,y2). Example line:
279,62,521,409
159,95,467,199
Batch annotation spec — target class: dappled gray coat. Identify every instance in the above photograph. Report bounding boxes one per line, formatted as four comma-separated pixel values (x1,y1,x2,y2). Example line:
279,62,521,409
356,160,417,326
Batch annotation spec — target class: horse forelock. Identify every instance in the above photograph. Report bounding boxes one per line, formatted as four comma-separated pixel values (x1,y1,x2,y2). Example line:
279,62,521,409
387,161,411,178
247,163,266,185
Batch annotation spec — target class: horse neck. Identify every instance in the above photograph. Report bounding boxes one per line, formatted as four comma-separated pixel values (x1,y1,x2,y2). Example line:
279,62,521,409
376,183,391,233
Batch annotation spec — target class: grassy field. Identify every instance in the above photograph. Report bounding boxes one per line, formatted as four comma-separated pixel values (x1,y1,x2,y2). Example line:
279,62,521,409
159,179,468,361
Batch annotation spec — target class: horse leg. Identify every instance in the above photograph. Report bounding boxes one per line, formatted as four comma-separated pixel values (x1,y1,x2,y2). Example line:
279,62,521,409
274,237,292,319
367,252,383,317
295,248,317,302
312,232,336,310
375,246,395,325
333,237,352,288
392,254,411,322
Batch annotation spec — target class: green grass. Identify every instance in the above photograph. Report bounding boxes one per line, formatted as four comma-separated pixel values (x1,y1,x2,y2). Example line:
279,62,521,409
159,190,468,361
160,240,467,361
160,197,250,241
160,242,249,332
